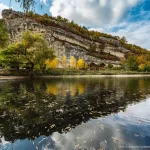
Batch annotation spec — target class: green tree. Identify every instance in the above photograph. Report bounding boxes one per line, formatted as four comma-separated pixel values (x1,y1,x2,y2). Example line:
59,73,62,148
120,36,127,44
126,55,139,71
23,30,55,73
0,30,55,74
107,63,113,69
15,0,35,11
0,19,9,49
0,43,24,73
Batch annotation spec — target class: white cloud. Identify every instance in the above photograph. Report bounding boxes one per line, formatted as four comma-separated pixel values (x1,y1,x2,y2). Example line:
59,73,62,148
50,0,139,27
0,3,9,18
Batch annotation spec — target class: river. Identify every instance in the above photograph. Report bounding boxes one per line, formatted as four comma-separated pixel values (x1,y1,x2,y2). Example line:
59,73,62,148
0,77,150,150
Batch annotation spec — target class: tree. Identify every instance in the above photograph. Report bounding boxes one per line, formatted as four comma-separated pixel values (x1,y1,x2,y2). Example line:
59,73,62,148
77,58,85,70
62,55,68,68
126,55,138,71
22,30,55,73
137,55,145,65
70,56,76,69
0,30,55,74
0,43,24,73
57,16,63,21
107,63,113,69
0,19,9,49
120,36,127,44
139,64,145,71
46,58,58,69
15,0,35,11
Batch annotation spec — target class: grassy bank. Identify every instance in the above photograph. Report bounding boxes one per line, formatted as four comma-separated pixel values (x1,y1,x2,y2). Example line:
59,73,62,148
0,68,150,76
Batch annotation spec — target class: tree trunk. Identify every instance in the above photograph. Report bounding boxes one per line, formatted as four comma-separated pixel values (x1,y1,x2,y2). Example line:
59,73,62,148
30,63,34,78
17,65,19,74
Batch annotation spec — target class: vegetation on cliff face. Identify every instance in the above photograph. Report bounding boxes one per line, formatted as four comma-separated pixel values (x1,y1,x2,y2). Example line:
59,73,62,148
25,11,150,56
0,19,9,49
120,37,149,55
25,11,118,41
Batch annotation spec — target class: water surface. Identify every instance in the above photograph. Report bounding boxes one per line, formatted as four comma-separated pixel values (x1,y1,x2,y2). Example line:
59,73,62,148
0,77,150,150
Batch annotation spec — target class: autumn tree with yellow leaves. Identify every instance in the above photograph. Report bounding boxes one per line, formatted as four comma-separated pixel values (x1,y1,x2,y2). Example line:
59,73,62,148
70,56,77,69
62,55,68,68
77,58,88,70
77,58,85,69
46,58,58,69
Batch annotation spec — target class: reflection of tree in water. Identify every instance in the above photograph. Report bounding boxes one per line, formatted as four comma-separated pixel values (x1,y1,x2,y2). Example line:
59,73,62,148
45,79,87,96
0,77,150,142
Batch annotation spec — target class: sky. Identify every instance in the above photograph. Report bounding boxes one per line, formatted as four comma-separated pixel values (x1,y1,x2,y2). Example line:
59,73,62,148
0,0,150,50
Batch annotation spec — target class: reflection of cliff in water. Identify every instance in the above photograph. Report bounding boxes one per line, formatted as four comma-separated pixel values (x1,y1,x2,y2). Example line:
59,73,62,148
0,77,150,142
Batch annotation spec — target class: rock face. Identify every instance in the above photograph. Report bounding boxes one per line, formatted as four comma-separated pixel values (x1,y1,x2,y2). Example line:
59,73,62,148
2,9,129,67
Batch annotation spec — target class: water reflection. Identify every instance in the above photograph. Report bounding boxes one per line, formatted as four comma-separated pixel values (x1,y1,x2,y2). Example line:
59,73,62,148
0,77,150,149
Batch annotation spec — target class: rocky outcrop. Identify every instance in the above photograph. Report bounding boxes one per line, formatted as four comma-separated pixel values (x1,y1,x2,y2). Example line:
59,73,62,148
2,9,130,67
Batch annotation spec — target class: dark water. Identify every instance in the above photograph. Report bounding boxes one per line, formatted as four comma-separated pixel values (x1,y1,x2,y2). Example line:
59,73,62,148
0,77,150,150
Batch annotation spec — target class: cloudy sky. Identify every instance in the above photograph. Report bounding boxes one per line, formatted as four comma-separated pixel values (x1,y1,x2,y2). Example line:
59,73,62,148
0,0,150,49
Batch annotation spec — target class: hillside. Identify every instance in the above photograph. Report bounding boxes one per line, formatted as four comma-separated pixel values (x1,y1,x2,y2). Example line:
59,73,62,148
2,9,150,67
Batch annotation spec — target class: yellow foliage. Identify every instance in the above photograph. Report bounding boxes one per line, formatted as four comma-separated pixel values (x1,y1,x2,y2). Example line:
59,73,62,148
77,82,85,95
137,55,145,65
121,57,126,65
70,83,76,96
62,55,68,68
70,56,77,68
77,58,85,69
84,62,88,69
46,84,59,95
139,64,145,71
46,58,58,69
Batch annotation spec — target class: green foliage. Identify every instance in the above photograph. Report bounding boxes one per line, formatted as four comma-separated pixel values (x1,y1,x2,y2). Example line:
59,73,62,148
0,30,55,74
15,0,35,11
0,19,9,49
25,11,118,41
121,41,150,55
126,55,139,71
120,36,127,44
143,64,150,72
0,43,23,70
107,63,113,69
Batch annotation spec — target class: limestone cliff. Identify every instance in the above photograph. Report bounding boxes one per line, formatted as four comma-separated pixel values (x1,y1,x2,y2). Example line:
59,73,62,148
2,9,130,67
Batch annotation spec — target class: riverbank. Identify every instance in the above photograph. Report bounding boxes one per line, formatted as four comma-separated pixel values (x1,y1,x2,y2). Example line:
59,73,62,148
1,74,150,80
0,69,150,79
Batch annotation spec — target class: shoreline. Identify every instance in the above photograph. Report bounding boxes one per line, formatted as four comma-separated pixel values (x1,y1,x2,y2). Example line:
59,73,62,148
1,74,150,80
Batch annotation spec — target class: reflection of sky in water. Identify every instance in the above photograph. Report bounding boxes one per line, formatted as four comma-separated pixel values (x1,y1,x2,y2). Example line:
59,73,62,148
1,98,150,150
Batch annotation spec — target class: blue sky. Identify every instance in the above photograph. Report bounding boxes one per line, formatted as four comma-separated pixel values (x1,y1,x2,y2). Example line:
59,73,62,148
0,0,150,49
